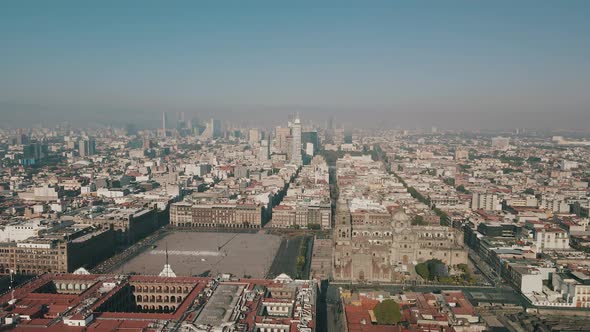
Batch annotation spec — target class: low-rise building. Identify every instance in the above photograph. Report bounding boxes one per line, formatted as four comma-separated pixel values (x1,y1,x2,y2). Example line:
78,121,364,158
170,201,263,228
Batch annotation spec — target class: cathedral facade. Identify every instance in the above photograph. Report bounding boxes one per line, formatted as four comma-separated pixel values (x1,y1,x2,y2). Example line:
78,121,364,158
333,202,468,282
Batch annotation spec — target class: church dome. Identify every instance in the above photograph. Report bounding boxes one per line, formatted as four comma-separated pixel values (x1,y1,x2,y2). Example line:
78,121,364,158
392,210,411,223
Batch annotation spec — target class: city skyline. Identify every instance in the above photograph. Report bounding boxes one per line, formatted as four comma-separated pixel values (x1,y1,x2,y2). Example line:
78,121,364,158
2,3,590,330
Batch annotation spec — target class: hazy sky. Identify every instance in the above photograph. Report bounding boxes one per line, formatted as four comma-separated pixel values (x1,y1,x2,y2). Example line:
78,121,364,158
1,1,589,128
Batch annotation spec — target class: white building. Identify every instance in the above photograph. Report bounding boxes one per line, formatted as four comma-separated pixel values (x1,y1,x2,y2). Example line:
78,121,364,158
553,271,590,308
560,160,579,171
471,192,502,211
0,219,53,242
305,142,314,156
184,164,211,177
96,188,129,198
32,184,61,201
534,228,570,252
510,266,544,294
539,199,570,213
290,115,302,166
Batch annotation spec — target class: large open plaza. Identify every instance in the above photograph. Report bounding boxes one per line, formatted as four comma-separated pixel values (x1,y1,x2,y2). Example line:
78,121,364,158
120,231,282,278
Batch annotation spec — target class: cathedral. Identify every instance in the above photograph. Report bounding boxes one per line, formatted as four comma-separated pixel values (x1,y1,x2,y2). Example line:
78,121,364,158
333,201,468,282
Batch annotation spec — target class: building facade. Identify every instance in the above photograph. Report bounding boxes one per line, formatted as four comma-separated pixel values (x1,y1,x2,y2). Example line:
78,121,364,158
0,226,115,275
333,202,468,282
170,202,263,228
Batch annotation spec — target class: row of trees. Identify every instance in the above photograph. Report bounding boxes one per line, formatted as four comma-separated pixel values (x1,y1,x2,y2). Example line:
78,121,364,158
295,238,310,279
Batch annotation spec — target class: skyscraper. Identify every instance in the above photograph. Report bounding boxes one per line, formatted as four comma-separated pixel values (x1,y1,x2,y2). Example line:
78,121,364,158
199,118,222,139
291,114,302,166
78,137,96,157
259,139,270,161
212,119,222,138
249,128,261,145
274,126,291,153
78,139,88,157
161,112,167,138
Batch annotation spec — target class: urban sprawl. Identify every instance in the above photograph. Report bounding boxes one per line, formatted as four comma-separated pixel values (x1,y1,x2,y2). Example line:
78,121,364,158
0,115,590,331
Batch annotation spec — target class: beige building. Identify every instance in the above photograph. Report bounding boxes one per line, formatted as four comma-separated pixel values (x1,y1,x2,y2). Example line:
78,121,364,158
0,226,116,275
333,202,467,282
271,203,331,229
170,202,263,228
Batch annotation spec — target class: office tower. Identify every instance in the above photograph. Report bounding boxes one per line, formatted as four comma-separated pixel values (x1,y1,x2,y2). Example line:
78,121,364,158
15,134,29,145
161,112,167,137
301,131,319,155
291,114,302,166
343,129,353,144
249,129,261,145
199,118,222,139
286,136,293,160
259,139,270,161
305,142,314,156
88,137,96,155
78,139,88,157
212,119,222,138
325,116,334,144
201,119,222,139
275,127,291,153
78,137,96,157
125,124,137,136
22,142,46,165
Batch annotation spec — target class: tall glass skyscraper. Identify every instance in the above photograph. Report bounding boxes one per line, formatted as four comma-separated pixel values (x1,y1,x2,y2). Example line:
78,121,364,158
291,114,302,166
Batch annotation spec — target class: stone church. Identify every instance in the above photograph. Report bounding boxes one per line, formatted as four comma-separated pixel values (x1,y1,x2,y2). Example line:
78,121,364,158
333,201,468,282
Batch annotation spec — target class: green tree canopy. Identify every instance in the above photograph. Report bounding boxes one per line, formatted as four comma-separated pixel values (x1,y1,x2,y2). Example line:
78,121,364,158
373,300,401,325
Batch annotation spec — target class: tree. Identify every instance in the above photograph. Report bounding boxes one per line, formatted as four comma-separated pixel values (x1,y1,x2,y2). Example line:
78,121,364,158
524,188,535,195
416,259,447,281
443,178,455,186
456,185,470,194
415,263,430,280
411,215,426,226
373,300,401,325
